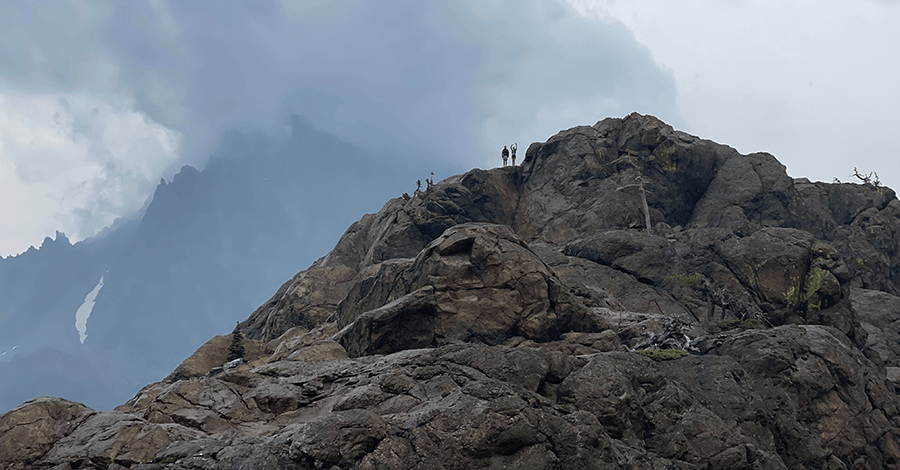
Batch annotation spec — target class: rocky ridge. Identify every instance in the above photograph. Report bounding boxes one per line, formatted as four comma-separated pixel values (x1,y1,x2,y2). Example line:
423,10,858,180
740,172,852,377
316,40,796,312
2,113,900,469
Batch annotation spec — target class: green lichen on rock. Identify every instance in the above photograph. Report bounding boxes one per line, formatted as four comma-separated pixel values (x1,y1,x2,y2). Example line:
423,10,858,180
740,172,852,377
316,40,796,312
669,272,704,288
807,298,822,311
784,284,799,307
635,348,690,361
802,266,825,311
652,142,677,172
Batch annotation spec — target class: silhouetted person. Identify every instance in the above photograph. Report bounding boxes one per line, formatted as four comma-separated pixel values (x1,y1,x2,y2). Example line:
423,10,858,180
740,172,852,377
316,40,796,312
510,143,517,166
501,145,509,166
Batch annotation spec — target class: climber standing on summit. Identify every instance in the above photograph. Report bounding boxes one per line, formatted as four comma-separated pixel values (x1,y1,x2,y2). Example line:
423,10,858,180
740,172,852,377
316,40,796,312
501,145,509,167
510,143,517,166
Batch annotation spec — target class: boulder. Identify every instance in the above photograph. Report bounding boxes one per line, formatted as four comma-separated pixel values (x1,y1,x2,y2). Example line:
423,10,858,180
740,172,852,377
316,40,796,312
0,398,205,469
715,228,819,312
712,227,864,345
0,397,95,470
118,376,261,430
335,223,593,357
286,340,348,362
38,411,202,468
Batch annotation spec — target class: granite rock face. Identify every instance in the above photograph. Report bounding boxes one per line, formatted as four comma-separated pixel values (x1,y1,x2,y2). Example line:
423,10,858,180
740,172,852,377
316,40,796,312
3,113,900,469
333,223,596,357
241,265,360,342
0,397,203,470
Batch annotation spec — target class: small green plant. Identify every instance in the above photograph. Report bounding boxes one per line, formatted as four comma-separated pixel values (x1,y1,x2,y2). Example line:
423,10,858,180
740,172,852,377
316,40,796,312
635,348,689,361
227,325,246,362
717,319,761,330
856,256,866,267
669,272,704,289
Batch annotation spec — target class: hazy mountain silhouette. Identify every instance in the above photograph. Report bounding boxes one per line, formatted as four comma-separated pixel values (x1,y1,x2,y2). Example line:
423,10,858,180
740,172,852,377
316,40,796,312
0,117,450,411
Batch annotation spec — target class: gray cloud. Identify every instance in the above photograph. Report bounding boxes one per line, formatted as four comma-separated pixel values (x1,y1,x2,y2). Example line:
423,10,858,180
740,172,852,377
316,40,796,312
0,0,677,250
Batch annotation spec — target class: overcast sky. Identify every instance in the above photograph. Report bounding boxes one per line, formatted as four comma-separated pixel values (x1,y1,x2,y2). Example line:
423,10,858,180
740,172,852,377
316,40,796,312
1,0,897,257
571,0,900,190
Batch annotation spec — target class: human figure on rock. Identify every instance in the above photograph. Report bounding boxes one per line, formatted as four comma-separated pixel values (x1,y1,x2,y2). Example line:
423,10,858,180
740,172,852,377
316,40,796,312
501,145,509,166
510,143,517,166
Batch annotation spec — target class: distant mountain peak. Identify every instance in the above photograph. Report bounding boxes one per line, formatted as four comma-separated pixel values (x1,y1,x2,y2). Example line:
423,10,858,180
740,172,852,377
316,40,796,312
38,231,71,250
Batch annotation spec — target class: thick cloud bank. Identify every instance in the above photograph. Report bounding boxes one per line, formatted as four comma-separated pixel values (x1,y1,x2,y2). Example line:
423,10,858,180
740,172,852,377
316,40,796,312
0,0,676,255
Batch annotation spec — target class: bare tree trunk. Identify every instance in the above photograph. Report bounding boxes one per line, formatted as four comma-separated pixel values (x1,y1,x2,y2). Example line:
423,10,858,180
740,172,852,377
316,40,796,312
638,178,651,235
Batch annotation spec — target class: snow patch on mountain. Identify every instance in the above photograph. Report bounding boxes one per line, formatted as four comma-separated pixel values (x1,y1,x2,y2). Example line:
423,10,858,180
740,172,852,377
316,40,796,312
0,345,17,359
75,274,105,344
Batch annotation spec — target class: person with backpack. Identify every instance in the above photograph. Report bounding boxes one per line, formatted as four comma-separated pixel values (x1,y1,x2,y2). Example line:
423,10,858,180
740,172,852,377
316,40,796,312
510,143,517,166
501,145,509,166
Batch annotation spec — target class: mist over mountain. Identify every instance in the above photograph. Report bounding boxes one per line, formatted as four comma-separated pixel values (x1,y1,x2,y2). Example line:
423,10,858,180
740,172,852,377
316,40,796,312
0,0,680,257
0,117,450,412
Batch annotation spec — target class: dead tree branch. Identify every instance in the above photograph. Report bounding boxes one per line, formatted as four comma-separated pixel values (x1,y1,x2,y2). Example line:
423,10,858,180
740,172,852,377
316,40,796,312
606,155,653,235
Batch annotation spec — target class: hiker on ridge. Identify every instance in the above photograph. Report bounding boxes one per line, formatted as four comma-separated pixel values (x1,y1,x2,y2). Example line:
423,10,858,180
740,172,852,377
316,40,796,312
511,143,517,166
501,145,509,166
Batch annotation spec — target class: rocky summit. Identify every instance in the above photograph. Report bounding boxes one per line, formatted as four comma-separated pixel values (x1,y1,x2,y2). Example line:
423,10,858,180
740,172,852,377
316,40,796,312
3,113,900,469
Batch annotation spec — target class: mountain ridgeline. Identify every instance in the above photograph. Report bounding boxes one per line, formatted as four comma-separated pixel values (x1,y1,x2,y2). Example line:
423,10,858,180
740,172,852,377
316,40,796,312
2,113,900,469
0,117,442,412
